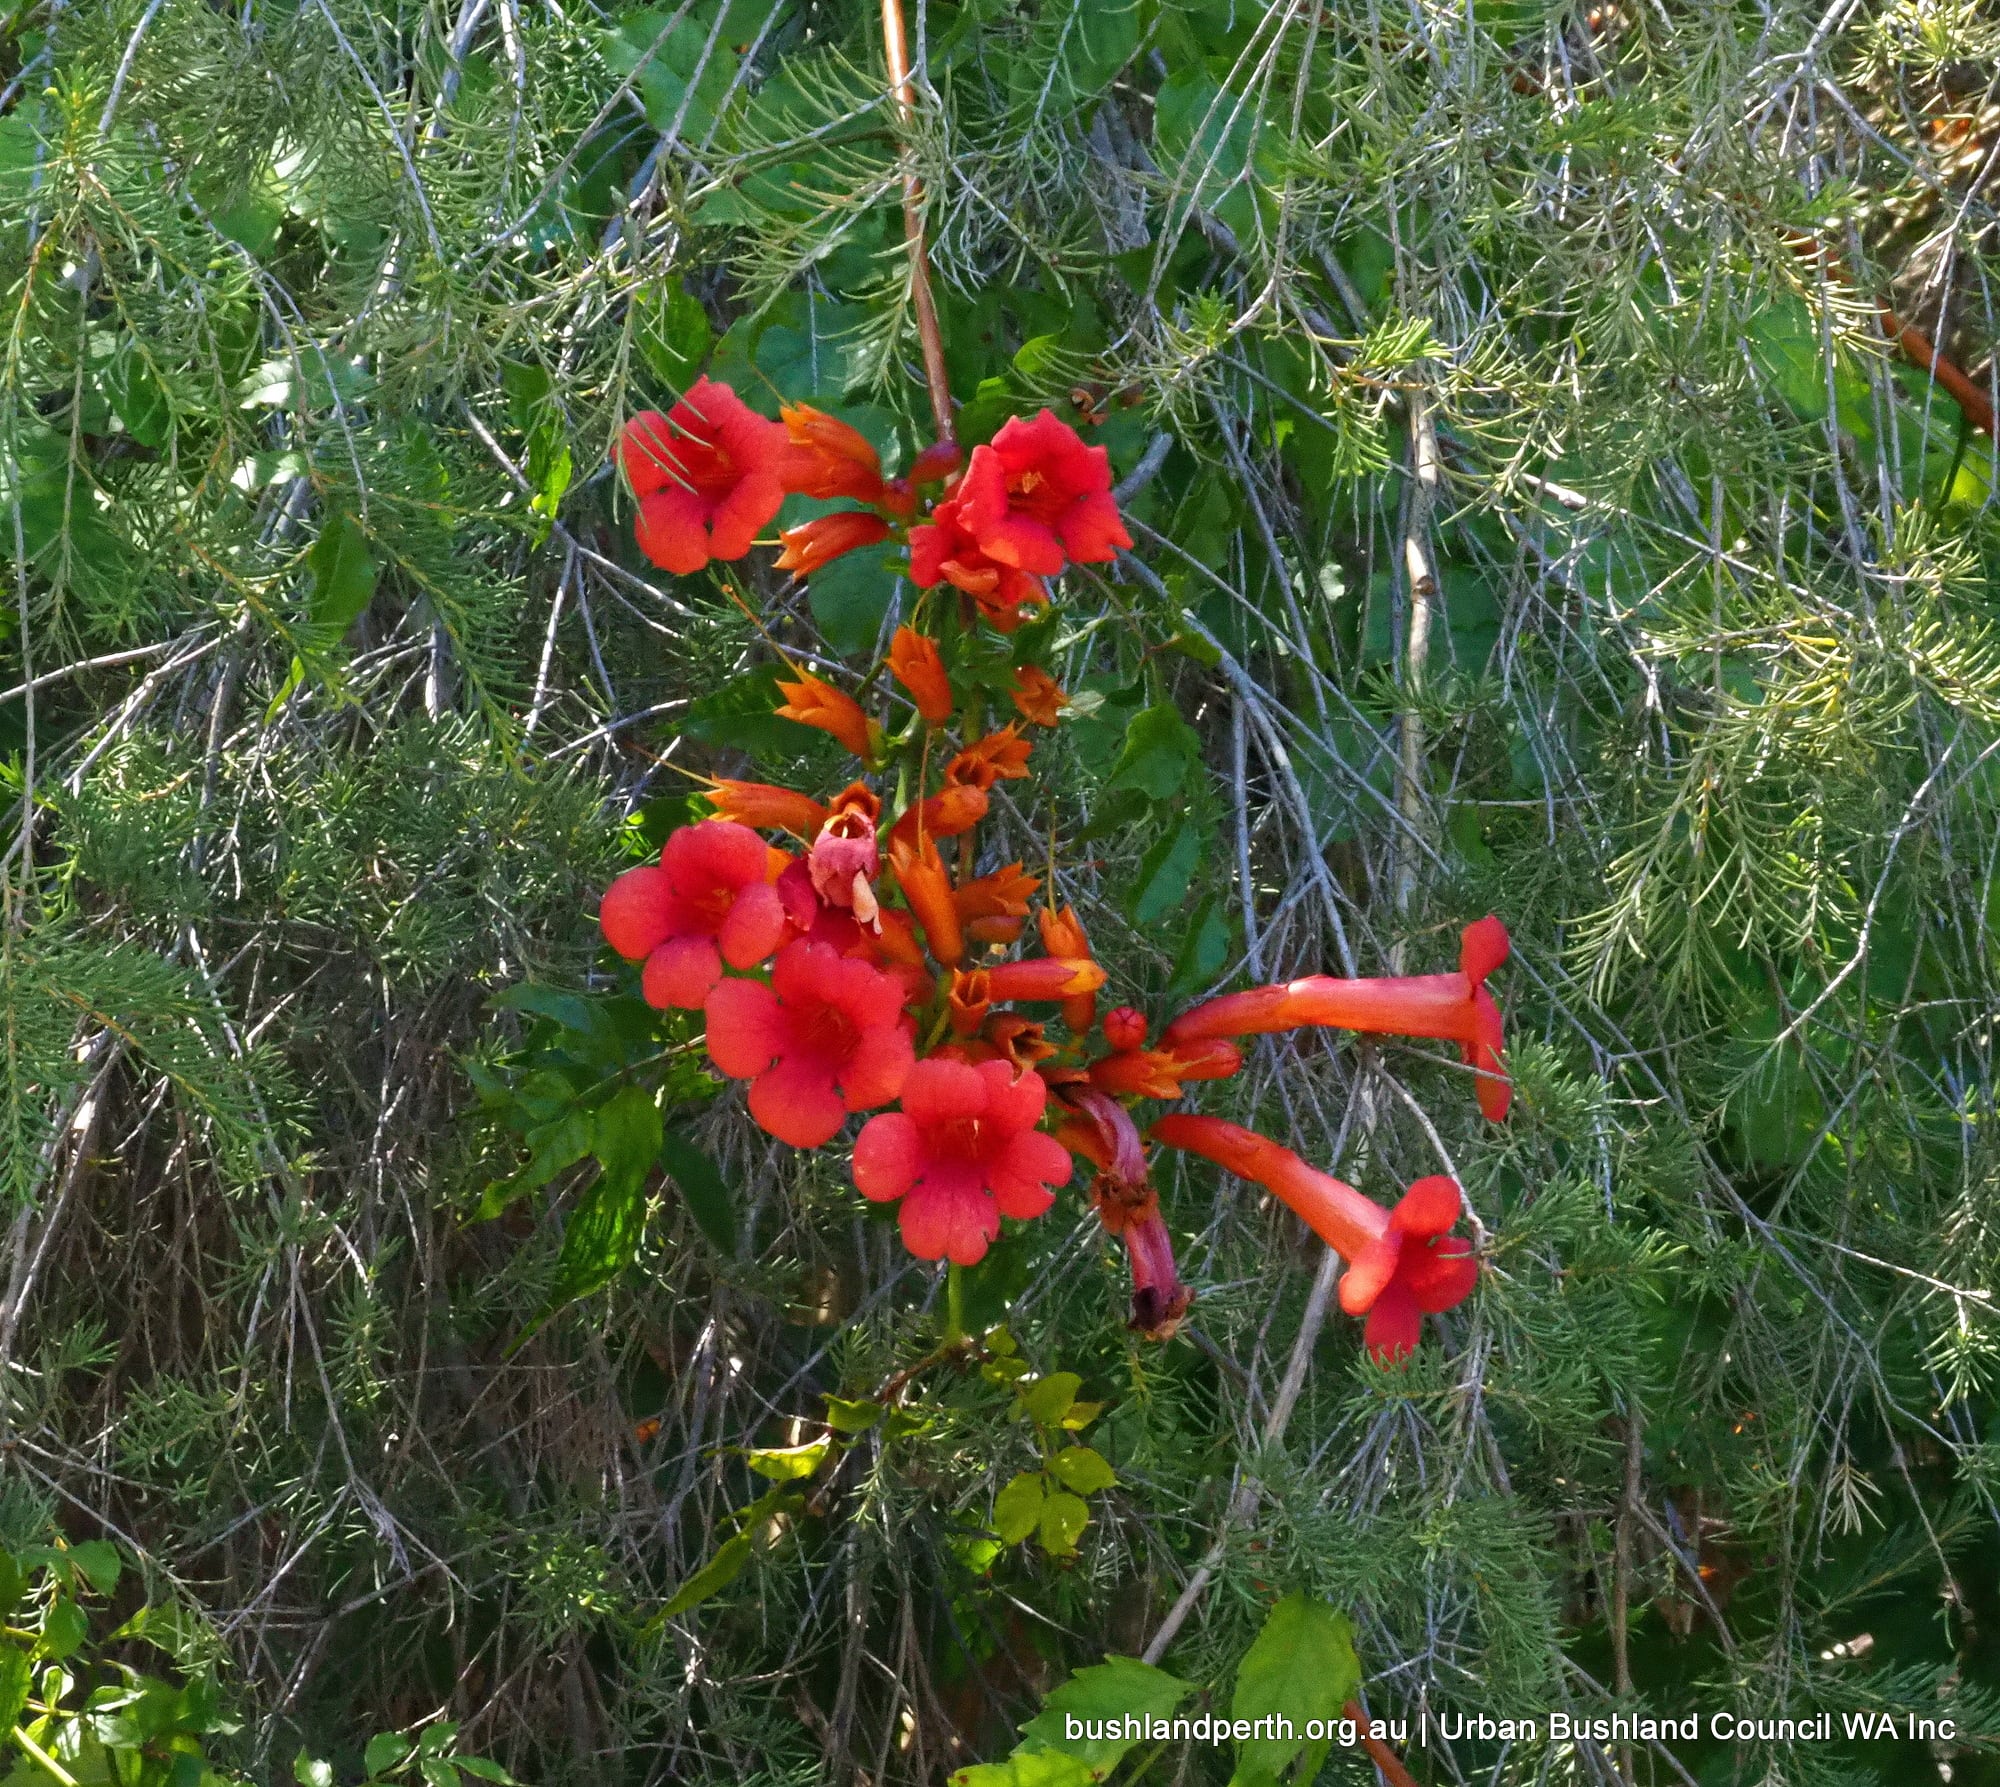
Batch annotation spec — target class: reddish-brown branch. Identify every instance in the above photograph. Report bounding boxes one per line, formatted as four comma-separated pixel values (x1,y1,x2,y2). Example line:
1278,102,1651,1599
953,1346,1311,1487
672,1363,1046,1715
880,0,955,446
1880,303,1996,438
1343,1702,1423,1787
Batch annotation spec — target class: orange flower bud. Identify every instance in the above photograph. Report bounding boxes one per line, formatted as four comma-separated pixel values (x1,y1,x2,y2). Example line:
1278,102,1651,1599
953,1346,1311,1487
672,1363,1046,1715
1010,665,1066,727
966,915,1026,946
775,510,890,577
986,956,1106,1001
1036,902,1097,1032
704,779,829,836
780,403,885,504
886,626,954,726
775,670,878,760
889,835,963,967
888,783,989,850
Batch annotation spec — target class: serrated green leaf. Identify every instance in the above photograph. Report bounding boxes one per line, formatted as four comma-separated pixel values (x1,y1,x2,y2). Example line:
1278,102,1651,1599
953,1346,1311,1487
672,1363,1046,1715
659,1127,736,1255
1105,704,1201,800
295,1753,335,1787
1228,1593,1360,1787
40,1595,87,1661
1047,1447,1116,1494
1131,820,1202,926
1036,1490,1090,1555
805,547,897,658
0,1647,29,1734
1022,1657,1193,1766
951,1753,1096,1787
992,1472,1045,1544
66,1540,120,1598
746,1438,831,1480
1016,1371,1082,1427
824,1395,883,1434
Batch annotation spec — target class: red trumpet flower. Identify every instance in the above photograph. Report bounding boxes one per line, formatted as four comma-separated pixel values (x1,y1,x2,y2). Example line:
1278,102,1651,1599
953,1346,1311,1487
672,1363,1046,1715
1162,917,1513,1120
599,821,793,1009
954,410,1133,575
617,382,791,575
808,783,883,925
1152,1115,1477,1362
853,1058,1073,1264
704,939,914,1148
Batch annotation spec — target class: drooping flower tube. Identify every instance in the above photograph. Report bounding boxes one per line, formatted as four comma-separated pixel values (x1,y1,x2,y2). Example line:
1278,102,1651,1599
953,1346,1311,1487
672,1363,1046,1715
1036,904,1097,1034
853,1058,1073,1264
953,410,1134,575
889,834,962,967
1152,1115,1477,1361
1162,917,1513,1120
616,381,791,575
1086,1004,1244,1100
704,939,914,1148
887,783,988,851
599,821,792,1009
945,727,1032,790
1058,1087,1190,1340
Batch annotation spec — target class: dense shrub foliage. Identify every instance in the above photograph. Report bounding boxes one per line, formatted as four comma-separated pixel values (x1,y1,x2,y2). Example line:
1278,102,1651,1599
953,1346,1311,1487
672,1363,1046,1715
2,0,1999,1783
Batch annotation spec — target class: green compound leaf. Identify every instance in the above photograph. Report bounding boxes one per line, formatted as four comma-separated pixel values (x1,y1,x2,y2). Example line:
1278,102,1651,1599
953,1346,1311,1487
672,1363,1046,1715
1105,703,1201,800
1021,1657,1193,1768
1036,1491,1090,1556
1046,1447,1117,1494
306,510,378,639
1228,1593,1360,1787
993,1472,1046,1544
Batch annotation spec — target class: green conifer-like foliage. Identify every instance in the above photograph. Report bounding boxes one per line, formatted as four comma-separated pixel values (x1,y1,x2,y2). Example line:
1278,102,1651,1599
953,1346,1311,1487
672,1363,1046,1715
1,0,1998,1782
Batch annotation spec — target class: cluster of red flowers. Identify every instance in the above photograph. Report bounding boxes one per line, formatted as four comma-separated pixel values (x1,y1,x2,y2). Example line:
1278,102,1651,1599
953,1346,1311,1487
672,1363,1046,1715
615,379,1131,628
604,381,1513,1361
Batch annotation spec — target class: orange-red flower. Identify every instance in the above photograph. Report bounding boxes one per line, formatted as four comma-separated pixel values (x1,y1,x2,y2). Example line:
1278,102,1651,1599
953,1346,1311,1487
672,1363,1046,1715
704,779,829,836
887,627,953,727
808,783,883,923
599,820,790,1009
908,495,1048,630
945,727,1032,791
888,834,963,967
887,783,989,851
1087,1008,1243,1099
985,957,1107,1002
853,1059,1072,1264
1036,903,1097,1033
1010,666,1066,727
779,403,886,504
954,410,1132,575
966,915,1025,946
953,863,1039,923
617,382,791,575
775,511,889,577
1162,917,1512,1120
703,939,913,1148
1152,1115,1477,1361
775,670,879,760
947,967,991,1035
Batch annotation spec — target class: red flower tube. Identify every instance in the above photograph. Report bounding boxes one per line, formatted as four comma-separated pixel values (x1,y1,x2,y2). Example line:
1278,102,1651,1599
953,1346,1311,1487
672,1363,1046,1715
775,670,879,761
1152,1115,1477,1361
775,510,890,577
779,402,885,504
889,835,963,967
1061,1087,1190,1339
985,957,1108,1002
1162,917,1513,1120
